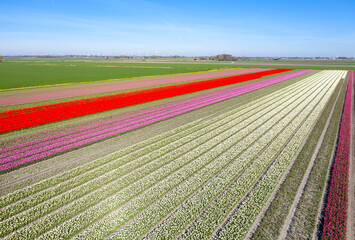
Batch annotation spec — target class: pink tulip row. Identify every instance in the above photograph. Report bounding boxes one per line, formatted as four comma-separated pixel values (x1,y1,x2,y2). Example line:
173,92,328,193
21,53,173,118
321,71,352,239
0,70,311,172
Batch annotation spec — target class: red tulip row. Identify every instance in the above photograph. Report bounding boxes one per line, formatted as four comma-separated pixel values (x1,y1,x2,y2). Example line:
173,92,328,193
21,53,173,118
0,69,292,134
321,71,353,239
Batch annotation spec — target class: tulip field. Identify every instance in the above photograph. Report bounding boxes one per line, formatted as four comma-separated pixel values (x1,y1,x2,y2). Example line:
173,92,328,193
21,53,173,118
0,65,353,239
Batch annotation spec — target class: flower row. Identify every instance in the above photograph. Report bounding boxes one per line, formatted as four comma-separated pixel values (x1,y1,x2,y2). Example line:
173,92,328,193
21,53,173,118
321,71,353,239
1,69,304,161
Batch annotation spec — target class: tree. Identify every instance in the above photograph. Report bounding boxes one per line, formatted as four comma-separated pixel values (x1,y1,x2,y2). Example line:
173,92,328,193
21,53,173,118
0,56,3,62
216,54,233,61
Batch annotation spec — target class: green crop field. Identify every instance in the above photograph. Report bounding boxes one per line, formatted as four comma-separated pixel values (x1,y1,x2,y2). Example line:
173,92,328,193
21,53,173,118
0,58,240,89
1,58,355,89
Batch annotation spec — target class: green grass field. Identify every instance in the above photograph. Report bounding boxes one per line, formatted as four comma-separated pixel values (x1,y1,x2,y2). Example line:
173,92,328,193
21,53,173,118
0,59,240,89
1,58,355,89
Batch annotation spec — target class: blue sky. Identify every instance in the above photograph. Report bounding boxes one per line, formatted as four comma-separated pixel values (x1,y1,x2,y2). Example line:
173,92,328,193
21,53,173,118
0,0,354,57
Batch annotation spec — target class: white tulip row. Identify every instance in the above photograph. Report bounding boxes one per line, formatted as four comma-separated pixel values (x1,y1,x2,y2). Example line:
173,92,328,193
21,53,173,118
142,71,340,240
3,77,312,239
69,72,328,239
216,71,345,239
27,73,326,240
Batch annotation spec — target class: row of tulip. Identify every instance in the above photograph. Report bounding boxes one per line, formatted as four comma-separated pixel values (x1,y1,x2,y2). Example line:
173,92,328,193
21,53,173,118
0,70,308,173
0,90,264,162
37,69,329,240
145,71,342,240
216,72,344,239
251,72,346,239
321,71,353,239
1,73,313,238
1,71,319,239
0,69,292,133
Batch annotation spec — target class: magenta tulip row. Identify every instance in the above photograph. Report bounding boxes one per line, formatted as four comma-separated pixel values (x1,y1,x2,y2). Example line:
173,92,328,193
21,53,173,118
321,71,352,239
0,70,311,172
